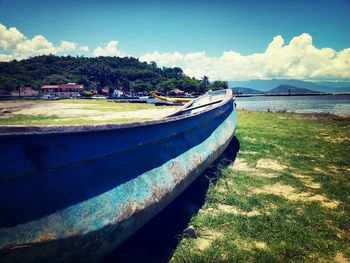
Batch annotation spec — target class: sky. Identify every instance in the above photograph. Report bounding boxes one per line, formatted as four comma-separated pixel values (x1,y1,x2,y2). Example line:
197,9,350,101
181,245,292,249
0,0,349,81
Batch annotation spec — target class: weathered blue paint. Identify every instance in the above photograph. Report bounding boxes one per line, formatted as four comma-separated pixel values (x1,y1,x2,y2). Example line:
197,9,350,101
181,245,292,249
0,89,237,262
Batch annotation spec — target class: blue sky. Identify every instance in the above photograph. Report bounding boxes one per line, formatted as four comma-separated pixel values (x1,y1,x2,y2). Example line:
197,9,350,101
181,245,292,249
0,0,349,80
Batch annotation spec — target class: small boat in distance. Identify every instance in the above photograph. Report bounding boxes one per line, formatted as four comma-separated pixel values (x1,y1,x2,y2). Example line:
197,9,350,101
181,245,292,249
152,92,196,105
0,89,237,262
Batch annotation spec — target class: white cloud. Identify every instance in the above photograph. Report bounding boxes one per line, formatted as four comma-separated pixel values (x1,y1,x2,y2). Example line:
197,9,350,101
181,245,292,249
139,33,350,81
140,51,184,65
0,24,25,50
0,53,13,62
93,41,124,57
0,23,84,61
58,41,77,52
79,45,89,52
15,35,56,59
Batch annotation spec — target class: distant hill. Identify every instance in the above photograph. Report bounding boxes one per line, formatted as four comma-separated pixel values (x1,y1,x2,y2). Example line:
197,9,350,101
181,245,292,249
231,87,263,94
228,79,324,91
228,79,350,93
0,54,209,95
312,81,350,92
268,85,319,94
316,81,350,88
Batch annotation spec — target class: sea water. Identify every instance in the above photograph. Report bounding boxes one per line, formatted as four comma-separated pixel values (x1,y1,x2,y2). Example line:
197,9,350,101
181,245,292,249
235,95,350,114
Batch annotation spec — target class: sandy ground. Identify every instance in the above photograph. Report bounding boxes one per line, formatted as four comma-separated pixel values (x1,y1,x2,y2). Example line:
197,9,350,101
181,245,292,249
0,101,179,121
0,101,36,111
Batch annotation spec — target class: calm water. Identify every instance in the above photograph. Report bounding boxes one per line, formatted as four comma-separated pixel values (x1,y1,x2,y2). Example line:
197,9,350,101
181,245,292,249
235,95,350,114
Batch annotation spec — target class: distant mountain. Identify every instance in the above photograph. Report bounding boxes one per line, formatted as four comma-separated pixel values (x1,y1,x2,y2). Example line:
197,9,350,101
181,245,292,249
231,87,263,94
268,85,319,94
312,81,350,92
228,79,350,93
228,79,323,91
315,81,350,88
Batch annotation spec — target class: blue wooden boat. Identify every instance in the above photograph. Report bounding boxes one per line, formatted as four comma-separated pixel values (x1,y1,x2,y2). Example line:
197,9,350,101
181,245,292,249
0,89,237,262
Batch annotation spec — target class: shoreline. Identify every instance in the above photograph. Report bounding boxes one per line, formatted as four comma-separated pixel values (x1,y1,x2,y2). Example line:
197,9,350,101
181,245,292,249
1,92,350,101
1,99,349,126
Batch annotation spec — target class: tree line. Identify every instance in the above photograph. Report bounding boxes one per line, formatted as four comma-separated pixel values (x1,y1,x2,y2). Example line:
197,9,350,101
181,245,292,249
0,55,228,95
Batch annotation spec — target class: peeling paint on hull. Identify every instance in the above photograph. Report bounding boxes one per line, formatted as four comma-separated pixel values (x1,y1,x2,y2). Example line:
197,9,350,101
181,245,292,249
0,90,237,262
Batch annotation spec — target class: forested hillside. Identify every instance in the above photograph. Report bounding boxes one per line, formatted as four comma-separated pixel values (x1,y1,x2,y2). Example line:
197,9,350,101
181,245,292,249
0,55,228,94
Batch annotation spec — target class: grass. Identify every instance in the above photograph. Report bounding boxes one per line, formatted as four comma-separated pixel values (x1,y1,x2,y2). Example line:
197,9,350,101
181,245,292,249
0,99,167,125
53,99,157,110
0,114,150,125
171,110,350,263
0,98,156,109
0,114,61,125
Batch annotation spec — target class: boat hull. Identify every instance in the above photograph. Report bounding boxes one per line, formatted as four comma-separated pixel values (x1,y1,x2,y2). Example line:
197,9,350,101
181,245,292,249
152,93,194,105
0,90,237,262
154,96,183,106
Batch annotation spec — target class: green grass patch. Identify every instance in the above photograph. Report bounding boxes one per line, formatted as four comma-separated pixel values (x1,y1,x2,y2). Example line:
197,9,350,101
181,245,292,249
0,114,60,125
171,110,350,263
0,113,151,125
41,99,156,109
0,99,167,125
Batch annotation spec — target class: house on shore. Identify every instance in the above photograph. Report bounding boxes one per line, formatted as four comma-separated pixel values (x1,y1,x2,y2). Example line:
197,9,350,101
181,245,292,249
41,83,83,98
101,87,110,96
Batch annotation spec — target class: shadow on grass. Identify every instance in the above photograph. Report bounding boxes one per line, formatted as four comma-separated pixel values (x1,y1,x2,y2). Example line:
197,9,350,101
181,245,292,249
101,136,240,263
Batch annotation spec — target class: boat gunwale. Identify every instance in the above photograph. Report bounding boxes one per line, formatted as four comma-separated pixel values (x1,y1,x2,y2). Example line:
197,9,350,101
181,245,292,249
0,89,233,137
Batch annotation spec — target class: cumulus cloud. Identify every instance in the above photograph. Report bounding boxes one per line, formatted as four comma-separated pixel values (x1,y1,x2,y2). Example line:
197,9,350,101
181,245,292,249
79,45,89,52
0,23,85,61
140,33,350,81
15,35,56,58
93,41,124,57
0,24,25,50
140,51,184,65
0,53,13,62
58,41,77,52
